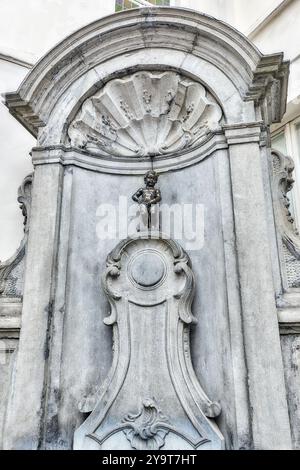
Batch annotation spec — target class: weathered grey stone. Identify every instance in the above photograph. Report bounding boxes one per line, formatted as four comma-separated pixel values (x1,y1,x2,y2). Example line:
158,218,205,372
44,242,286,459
74,236,224,450
0,6,297,451
68,71,223,158
0,173,33,299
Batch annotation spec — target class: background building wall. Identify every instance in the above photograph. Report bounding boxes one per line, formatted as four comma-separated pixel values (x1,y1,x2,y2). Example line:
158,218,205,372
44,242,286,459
0,58,34,261
0,0,299,260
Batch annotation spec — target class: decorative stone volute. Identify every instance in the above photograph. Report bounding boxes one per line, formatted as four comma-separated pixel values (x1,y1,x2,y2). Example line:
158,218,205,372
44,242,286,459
272,149,300,258
272,149,300,289
68,71,222,158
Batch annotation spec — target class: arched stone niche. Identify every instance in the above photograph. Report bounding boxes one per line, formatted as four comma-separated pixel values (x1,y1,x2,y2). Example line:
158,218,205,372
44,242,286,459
2,7,292,450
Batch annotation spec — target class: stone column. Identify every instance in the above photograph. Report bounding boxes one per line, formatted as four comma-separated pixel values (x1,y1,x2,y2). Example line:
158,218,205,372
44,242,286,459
224,123,292,450
3,163,63,449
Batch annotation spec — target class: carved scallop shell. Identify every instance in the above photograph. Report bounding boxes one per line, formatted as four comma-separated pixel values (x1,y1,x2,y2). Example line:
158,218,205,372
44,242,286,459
68,71,222,158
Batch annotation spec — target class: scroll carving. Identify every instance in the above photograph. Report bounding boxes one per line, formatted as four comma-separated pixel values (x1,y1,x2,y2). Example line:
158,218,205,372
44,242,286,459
122,398,170,450
272,149,300,287
74,235,224,450
0,173,33,298
68,71,222,158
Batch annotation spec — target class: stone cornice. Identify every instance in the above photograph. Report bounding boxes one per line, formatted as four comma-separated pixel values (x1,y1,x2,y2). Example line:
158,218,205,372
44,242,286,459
4,7,289,138
223,122,265,145
245,55,290,124
0,298,22,339
31,131,228,174
278,309,300,335
277,291,300,334
0,52,33,69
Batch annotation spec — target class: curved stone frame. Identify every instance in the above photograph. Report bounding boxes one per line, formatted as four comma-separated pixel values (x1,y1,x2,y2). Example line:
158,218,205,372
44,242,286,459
31,132,229,174
1,7,293,451
5,7,288,139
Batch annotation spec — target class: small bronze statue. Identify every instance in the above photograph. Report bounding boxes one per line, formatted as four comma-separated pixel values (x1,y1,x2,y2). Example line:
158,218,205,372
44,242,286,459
132,170,161,232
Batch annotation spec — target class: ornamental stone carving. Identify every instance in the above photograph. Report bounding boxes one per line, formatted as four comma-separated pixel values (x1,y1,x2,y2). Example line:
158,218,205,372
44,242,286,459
272,150,300,288
272,150,299,250
74,235,224,450
68,71,223,158
0,173,33,298
122,398,170,450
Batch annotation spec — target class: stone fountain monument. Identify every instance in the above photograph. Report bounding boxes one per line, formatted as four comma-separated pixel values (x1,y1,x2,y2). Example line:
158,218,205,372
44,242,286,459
1,7,299,450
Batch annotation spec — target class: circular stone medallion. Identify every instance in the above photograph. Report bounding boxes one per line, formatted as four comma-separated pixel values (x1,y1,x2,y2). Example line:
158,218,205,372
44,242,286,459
130,252,165,288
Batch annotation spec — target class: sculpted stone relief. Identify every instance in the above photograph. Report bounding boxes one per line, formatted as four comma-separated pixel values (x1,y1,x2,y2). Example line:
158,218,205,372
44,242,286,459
272,149,300,288
68,71,223,158
74,236,224,450
122,399,170,451
0,173,33,299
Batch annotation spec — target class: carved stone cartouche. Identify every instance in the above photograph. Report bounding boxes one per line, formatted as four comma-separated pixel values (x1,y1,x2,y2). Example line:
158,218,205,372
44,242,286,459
74,235,224,450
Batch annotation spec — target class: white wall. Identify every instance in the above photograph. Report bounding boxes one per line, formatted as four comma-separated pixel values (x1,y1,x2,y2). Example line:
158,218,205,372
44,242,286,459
229,0,284,34
0,1,116,261
0,60,34,260
172,0,227,21
0,0,115,64
173,0,283,34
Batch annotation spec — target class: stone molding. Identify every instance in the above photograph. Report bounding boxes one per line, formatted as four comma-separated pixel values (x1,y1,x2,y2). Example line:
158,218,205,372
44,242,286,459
30,123,267,174
278,312,300,335
31,132,228,174
0,298,22,339
277,293,300,335
223,122,265,145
